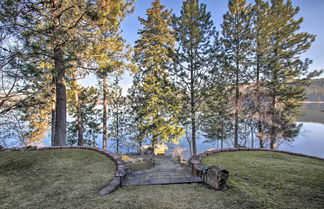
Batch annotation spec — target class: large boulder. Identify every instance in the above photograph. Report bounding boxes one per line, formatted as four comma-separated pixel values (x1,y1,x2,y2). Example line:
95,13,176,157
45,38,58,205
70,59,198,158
204,165,229,190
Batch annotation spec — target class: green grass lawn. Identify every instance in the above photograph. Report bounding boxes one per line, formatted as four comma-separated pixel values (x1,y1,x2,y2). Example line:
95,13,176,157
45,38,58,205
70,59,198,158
1,150,324,209
0,150,115,209
202,151,324,209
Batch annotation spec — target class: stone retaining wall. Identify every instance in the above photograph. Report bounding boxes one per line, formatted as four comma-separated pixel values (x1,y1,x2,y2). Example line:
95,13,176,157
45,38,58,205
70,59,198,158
1,146,127,195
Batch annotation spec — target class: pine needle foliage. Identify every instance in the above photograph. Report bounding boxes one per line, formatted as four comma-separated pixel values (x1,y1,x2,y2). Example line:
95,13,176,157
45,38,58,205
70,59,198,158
133,0,184,147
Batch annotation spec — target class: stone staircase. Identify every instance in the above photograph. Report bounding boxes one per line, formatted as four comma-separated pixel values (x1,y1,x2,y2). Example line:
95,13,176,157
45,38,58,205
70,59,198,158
123,157,202,186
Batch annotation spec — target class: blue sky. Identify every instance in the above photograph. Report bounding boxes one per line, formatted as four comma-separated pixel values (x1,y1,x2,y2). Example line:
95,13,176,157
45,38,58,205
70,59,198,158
82,0,324,90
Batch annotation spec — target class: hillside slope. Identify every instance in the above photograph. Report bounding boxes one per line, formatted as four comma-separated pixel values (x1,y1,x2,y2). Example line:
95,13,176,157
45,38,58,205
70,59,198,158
1,150,323,209
202,151,324,209
0,150,115,209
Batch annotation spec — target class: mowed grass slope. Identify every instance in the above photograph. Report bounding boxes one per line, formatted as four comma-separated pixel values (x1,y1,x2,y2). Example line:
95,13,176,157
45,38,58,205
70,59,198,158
1,150,324,209
0,150,115,209
202,151,324,209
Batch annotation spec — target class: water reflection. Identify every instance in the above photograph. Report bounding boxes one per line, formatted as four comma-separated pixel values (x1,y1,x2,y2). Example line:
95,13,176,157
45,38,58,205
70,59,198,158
177,122,324,160
177,103,324,159
279,122,324,158
39,103,324,159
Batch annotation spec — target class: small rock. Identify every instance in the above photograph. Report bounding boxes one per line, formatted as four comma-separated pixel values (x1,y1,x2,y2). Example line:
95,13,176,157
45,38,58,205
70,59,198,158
0,145,5,152
25,146,37,151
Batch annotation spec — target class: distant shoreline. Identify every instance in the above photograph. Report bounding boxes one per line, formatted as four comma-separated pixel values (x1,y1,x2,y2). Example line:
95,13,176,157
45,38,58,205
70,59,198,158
303,101,324,104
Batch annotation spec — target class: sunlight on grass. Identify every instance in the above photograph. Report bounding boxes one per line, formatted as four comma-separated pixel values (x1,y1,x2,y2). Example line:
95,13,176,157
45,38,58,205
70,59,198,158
0,150,115,209
1,150,323,209
202,151,324,208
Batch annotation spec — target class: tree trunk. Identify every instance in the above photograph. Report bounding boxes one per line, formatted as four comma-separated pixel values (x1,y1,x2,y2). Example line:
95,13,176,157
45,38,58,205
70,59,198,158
53,46,66,146
234,60,239,148
191,115,197,156
116,108,119,154
256,33,264,149
270,95,276,149
75,89,83,146
190,53,197,156
51,77,56,146
258,122,264,148
138,140,142,153
250,122,254,148
102,76,108,150
221,137,223,149
152,134,157,155
76,108,83,146
185,125,193,157
71,71,84,146
270,44,278,149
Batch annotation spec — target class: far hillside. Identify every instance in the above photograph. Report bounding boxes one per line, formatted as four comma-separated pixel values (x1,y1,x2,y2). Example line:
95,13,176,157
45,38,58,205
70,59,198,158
299,78,324,124
305,78,324,101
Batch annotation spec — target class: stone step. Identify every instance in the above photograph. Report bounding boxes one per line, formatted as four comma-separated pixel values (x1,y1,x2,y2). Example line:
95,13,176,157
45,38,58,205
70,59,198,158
125,174,194,180
127,171,191,176
122,157,200,187
123,177,202,186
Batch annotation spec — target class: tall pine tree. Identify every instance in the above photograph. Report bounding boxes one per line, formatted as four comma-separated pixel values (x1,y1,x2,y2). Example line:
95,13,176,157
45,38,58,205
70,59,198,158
172,0,217,155
108,78,128,154
1,0,134,146
67,86,100,147
221,0,253,147
133,0,184,150
264,0,321,148
250,0,272,148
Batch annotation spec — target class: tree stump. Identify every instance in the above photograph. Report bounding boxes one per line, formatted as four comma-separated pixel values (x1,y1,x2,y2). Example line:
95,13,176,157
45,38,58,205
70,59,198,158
204,165,229,190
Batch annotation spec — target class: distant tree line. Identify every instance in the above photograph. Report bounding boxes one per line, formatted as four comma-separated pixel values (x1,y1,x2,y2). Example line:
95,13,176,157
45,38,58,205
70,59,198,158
0,0,322,156
304,78,324,101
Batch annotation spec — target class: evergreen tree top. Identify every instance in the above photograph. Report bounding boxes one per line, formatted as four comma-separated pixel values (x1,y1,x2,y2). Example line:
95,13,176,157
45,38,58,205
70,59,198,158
229,0,247,15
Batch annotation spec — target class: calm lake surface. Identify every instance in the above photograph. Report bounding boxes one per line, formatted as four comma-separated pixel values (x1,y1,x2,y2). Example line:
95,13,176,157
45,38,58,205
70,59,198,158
39,103,324,159
177,122,324,160
178,103,324,159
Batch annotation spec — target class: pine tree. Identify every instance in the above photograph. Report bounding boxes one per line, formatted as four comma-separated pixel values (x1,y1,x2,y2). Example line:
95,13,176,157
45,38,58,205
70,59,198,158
201,56,232,149
67,71,84,146
0,110,29,147
21,97,51,145
172,0,216,155
1,0,134,146
127,86,146,150
263,0,321,148
107,78,128,154
221,0,253,147
199,32,231,150
91,5,134,150
94,36,133,150
67,86,100,147
250,0,272,148
201,89,232,149
17,62,54,146
133,0,184,150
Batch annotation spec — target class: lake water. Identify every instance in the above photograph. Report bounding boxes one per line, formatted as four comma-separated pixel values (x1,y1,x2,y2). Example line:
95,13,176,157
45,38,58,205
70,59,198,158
177,103,324,159
176,122,324,160
24,103,324,160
